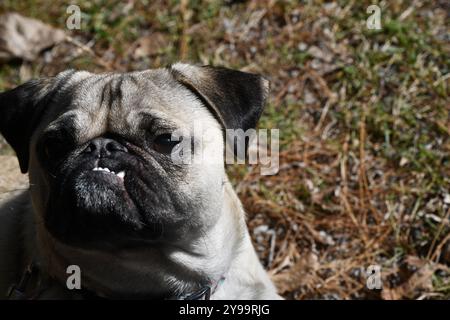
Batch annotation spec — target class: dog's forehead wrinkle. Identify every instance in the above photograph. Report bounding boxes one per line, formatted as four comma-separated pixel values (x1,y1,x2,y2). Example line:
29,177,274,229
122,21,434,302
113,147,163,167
46,110,79,130
62,73,121,140
109,72,206,133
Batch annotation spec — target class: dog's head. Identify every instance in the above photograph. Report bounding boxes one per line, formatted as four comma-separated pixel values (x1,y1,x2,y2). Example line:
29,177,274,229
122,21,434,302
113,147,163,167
0,64,268,250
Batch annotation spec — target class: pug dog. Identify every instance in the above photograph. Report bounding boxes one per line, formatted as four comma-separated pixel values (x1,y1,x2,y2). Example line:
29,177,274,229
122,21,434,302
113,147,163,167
0,63,282,300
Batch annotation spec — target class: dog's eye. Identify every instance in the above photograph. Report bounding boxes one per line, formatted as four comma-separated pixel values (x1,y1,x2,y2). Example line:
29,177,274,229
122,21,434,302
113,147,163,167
40,130,73,162
153,133,180,154
43,137,66,160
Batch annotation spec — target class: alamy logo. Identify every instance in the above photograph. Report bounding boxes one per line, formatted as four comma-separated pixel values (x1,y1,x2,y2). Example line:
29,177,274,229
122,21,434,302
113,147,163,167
366,5,382,30
366,265,382,289
170,123,279,175
66,265,81,290
66,5,81,30
225,128,279,176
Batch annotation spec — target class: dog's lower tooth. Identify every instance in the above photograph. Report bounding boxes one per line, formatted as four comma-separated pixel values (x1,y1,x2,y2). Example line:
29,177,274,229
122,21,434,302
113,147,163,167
117,171,125,179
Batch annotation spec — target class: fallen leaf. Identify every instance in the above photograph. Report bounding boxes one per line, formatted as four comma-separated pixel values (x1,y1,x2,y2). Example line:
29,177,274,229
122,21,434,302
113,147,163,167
272,251,319,294
0,13,65,62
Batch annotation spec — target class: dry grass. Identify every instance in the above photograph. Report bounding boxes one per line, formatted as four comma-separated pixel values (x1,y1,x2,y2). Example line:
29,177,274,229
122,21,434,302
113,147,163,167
0,0,449,299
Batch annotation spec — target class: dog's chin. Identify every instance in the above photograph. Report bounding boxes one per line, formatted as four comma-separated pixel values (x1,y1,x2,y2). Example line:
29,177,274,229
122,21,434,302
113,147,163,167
44,169,164,249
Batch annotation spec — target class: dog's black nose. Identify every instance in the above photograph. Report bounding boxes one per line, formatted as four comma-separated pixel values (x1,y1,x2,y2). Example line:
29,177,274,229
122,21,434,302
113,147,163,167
83,137,128,157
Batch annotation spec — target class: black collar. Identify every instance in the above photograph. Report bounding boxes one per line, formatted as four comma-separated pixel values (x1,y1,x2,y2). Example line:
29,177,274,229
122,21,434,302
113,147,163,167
8,263,224,300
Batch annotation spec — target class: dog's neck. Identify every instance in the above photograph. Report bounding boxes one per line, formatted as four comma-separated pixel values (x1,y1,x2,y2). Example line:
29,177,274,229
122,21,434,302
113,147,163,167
19,181,277,299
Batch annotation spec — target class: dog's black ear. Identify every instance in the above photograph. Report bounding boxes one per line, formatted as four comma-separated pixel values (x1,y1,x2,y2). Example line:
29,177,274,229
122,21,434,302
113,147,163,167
0,78,55,173
169,63,269,133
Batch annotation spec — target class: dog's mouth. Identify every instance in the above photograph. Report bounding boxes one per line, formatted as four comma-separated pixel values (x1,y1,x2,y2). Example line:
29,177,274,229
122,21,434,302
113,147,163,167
89,157,129,182
45,157,155,245
82,157,132,192
88,165,127,189
92,166,126,179
43,144,191,248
